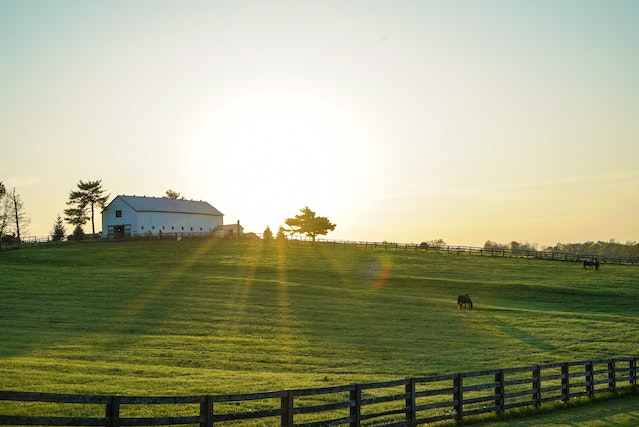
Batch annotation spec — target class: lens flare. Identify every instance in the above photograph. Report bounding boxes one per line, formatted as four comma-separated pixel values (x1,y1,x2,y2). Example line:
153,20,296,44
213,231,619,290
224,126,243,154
362,257,392,290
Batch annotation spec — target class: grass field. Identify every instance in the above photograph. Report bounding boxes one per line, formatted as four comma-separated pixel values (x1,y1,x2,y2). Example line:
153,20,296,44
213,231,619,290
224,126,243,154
1,239,638,421
475,393,639,426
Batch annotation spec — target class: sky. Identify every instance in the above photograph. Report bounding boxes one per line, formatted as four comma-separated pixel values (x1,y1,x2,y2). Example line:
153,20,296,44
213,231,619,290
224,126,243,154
2,0,638,247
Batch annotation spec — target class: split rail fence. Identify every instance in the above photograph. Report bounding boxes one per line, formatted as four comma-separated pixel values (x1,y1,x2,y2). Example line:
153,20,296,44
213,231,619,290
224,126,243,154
281,237,639,265
4,234,638,265
1,357,637,426
336,241,639,265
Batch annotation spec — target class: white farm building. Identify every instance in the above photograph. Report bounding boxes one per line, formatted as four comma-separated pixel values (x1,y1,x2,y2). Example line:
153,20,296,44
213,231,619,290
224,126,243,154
101,195,234,239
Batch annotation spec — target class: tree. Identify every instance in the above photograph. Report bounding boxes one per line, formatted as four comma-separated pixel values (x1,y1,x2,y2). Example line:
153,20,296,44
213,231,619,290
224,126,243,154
64,180,109,237
71,224,85,241
64,205,88,231
165,190,185,200
0,185,30,245
284,206,336,242
7,187,30,242
263,226,273,241
51,214,66,241
0,182,8,240
484,240,507,250
276,226,287,241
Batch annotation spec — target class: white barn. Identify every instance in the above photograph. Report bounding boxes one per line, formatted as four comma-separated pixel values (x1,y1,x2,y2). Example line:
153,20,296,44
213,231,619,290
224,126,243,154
101,195,225,239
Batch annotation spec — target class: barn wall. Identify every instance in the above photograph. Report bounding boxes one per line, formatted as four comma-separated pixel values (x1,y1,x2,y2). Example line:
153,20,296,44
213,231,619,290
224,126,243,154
135,212,223,236
102,198,138,238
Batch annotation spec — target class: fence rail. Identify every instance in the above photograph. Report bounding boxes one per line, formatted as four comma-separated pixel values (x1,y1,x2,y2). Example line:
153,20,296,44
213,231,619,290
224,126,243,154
305,239,639,265
1,357,636,426
3,233,638,265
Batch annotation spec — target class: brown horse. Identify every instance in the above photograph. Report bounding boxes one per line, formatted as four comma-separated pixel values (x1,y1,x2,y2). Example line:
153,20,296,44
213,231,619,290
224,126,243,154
457,294,473,310
583,258,600,270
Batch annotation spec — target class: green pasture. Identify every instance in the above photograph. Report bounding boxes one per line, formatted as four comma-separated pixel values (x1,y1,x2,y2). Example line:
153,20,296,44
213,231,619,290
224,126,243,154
1,239,638,420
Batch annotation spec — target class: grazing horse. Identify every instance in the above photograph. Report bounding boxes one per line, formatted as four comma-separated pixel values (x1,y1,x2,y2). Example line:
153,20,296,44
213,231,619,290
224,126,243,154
583,258,600,270
457,294,473,310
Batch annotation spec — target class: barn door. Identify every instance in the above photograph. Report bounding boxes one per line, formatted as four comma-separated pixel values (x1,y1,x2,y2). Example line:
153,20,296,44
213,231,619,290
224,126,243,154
109,224,131,239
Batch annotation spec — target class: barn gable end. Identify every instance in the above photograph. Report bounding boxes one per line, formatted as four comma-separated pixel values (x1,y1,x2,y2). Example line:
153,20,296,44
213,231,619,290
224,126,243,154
101,195,225,239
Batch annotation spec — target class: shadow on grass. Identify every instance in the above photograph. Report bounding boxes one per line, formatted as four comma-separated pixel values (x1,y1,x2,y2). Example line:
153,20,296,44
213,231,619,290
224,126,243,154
462,390,639,426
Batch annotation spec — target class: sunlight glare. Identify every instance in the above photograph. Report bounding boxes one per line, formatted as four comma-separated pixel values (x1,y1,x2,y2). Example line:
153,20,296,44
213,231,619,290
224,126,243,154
187,88,379,232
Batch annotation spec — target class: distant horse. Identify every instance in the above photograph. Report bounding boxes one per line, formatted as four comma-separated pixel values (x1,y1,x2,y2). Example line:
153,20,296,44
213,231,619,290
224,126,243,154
583,258,600,270
457,294,473,310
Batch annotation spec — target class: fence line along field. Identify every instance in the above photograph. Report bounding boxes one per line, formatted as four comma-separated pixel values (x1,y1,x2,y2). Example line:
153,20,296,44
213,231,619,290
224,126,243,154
1,357,637,426
1,240,637,406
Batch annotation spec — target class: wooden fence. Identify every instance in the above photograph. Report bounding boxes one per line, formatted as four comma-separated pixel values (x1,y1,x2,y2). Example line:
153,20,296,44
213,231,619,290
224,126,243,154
1,357,636,426
305,239,639,265
4,233,638,265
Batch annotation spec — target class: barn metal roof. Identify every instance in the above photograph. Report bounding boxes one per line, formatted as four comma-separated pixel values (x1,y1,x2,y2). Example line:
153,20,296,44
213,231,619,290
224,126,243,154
111,195,224,216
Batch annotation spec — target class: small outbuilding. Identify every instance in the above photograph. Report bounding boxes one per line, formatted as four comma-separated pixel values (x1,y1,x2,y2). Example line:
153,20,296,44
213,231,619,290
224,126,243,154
101,195,225,239
213,221,244,239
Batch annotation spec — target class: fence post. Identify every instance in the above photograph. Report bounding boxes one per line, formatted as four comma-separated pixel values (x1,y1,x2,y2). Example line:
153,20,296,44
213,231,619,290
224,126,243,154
199,395,213,427
405,378,416,424
532,365,541,408
608,360,617,394
630,358,637,389
454,373,463,421
561,363,570,403
105,396,120,427
350,384,361,427
586,361,594,398
494,369,505,415
281,390,294,427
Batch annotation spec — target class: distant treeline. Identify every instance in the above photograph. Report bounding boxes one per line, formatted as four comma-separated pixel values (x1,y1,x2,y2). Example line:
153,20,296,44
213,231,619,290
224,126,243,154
483,239,639,261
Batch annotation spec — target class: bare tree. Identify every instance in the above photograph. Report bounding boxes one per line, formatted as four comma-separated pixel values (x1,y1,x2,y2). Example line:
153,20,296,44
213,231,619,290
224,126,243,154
7,188,30,243
0,182,8,242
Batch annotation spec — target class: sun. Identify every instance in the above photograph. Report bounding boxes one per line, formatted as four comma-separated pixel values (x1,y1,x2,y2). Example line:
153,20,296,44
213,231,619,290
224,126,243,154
186,88,380,233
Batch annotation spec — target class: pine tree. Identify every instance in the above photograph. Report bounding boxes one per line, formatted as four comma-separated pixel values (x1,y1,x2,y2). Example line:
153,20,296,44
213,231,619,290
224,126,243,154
51,214,66,241
263,226,273,241
71,224,85,241
64,180,110,237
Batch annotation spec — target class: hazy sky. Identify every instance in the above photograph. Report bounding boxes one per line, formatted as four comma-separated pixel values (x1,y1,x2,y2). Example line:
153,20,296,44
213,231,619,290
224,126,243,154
2,0,638,247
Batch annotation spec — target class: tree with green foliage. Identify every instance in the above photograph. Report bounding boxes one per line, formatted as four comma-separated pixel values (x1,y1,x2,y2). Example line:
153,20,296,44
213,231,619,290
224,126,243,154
263,226,273,241
71,224,85,241
165,189,185,200
51,214,66,241
276,226,287,241
284,206,336,242
64,180,110,237
64,205,88,231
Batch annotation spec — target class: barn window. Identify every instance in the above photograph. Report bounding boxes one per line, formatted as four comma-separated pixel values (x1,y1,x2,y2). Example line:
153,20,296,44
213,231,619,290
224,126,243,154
152,226,155,230
115,210,122,218
171,226,174,230
190,227,193,231
141,226,145,230
199,227,202,231
162,226,165,230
